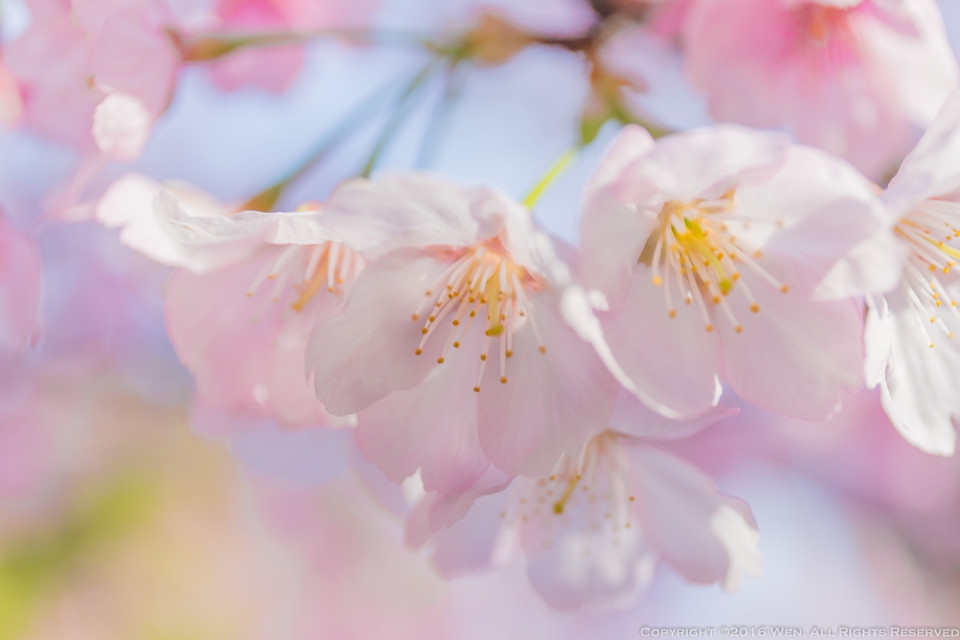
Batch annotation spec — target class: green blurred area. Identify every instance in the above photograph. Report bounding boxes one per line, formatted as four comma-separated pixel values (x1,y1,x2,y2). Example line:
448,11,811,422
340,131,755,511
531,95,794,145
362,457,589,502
0,475,158,640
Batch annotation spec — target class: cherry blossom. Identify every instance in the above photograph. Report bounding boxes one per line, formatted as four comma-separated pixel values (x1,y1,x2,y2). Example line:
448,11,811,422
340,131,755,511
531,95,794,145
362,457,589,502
0,54,24,127
6,0,183,160
96,175,362,431
682,0,958,179
581,124,891,420
207,0,382,92
308,173,620,494
406,394,760,611
862,91,960,456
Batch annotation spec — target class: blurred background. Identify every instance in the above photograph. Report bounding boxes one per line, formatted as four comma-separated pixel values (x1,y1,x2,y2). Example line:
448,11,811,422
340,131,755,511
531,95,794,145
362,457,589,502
2,0,960,637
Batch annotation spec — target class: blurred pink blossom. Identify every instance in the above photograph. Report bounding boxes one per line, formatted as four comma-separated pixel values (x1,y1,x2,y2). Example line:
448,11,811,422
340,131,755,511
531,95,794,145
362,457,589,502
682,0,958,179
207,0,382,92
0,218,42,352
6,0,184,160
99,178,361,432
407,395,759,611
0,54,24,127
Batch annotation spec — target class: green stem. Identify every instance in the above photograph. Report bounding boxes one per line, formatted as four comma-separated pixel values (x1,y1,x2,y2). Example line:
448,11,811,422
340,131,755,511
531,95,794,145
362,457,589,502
360,60,440,178
522,147,580,209
240,78,406,211
179,27,436,62
417,62,464,168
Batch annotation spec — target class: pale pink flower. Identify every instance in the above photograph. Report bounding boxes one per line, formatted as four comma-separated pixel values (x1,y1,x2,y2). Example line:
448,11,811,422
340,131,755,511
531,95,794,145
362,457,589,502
0,54,24,128
6,0,183,159
682,0,959,179
406,395,760,611
581,124,890,421
159,189,366,430
308,173,619,494
5,0,103,151
96,176,361,431
860,91,960,456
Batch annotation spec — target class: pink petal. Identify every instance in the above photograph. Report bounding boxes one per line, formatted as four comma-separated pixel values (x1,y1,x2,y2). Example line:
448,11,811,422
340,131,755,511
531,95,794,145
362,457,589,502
406,478,513,577
88,3,180,117
518,453,654,611
739,144,904,299
323,175,491,260
684,0,957,178
0,222,42,351
874,287,960,455
608,390,738,441
885,89,960,215
718,270,865,420
91,93,152,161
207,0,303,92
166,248,329,428
616,126,789,204
476,294,618,478
308,249,449,416
600,271,723,418
355,328,490,494
0,56,24,127
585,125,656,199
5,4,102,149
626,445,761,588
580,183,654,299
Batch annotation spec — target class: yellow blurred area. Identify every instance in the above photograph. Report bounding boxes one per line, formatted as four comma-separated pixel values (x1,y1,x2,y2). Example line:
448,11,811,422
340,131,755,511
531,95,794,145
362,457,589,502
0,389,270,640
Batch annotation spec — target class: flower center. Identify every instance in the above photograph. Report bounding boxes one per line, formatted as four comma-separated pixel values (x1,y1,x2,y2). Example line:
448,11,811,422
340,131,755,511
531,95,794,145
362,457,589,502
894,199,960,348
246,241,363,312
411,244,546,392
801,5,851,44
498,432,637,552
640,192,789,333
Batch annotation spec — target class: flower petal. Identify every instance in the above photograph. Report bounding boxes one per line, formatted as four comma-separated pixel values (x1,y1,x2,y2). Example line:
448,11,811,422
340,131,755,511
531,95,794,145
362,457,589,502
600,271,723,418
875,287,960,455
324,174,487,260
308,249,445,415
626,445,761,589
477,294,619,477
0,223,42,351
616,125,789,203
737,144,904,299
885,89,960,214
608,390,738,441
355,329,490,494
718,271,865,420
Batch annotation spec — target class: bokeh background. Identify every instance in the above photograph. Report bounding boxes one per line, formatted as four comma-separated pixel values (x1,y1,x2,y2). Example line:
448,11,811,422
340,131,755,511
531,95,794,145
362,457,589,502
2,0,960,637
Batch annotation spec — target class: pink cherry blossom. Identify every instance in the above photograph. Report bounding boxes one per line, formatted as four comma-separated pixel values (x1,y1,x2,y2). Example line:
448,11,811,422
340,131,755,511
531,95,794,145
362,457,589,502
147,187,363,431
5,0,103,151
308,173,620,494
6,0,183,159
581,124,890,421
207,0,381,92
406,396,760,611
682,0,959,179
0,54,24,127
859,91,960,456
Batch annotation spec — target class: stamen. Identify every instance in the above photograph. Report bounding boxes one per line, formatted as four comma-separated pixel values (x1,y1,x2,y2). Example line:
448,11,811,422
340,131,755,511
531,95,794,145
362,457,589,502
643,195,790,332
895,199,960,345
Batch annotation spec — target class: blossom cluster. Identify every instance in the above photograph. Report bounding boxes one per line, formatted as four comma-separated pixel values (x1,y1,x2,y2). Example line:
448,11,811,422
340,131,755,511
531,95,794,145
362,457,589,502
2,0,960,619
